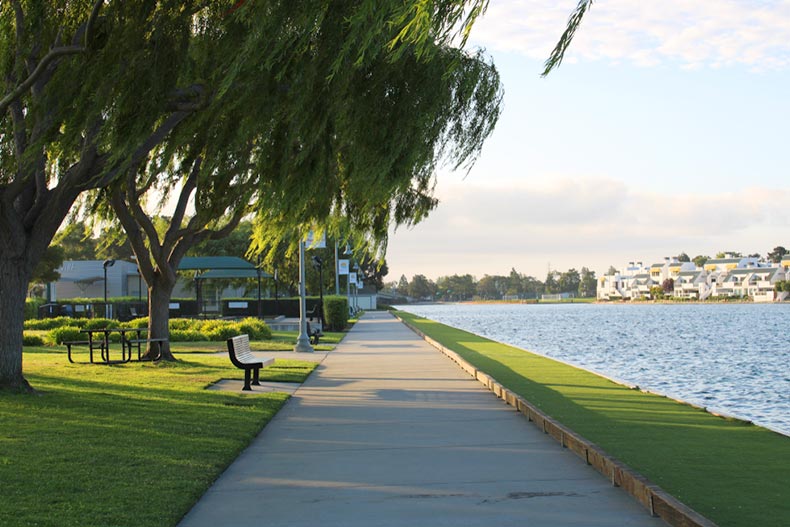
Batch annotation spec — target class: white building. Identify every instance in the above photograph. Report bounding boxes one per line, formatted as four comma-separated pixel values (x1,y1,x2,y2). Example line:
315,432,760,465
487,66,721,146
598,256,787,302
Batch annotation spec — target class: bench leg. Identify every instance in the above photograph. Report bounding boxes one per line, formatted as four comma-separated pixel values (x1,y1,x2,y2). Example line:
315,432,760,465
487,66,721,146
252,366,260,386
67,344,75,364
243,369,252,391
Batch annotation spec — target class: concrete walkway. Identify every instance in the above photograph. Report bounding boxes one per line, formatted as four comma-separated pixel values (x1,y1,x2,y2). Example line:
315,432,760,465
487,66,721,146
178,312,664,527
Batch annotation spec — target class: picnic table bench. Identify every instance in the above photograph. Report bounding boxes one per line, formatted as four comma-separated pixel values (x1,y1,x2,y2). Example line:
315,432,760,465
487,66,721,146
65,328,169,364
227,334,275,391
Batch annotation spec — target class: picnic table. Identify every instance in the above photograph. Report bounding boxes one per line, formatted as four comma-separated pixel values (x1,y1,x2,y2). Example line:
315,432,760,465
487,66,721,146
66,328,168,364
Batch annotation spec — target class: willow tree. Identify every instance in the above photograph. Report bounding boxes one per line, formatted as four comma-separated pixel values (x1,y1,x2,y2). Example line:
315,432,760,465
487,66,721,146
0,2,205,391
99,0,502,361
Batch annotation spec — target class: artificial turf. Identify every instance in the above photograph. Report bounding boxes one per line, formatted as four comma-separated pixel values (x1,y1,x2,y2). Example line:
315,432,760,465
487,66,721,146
396,311,789,527
0,348,317,527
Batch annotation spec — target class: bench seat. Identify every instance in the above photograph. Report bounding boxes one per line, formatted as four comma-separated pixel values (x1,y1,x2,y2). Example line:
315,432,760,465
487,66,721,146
227,334,275,391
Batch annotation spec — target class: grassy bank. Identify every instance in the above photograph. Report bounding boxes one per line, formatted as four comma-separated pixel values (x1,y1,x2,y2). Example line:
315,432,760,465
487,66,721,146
0,347,318,527
395,311,789,527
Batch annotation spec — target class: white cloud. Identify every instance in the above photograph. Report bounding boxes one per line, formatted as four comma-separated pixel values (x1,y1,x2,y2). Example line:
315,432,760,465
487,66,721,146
470,0,790,70
386,178,790,280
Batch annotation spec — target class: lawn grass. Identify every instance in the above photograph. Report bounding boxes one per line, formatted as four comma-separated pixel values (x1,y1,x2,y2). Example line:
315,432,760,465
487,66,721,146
396,311,790,527
0,346,318,527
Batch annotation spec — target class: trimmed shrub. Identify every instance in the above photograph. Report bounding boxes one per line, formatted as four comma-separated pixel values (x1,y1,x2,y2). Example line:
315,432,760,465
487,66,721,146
82,318,120,330
125,317,149,329
49,327,83,345
169,329,206,342
170,318,199,331
237,318,272,340
23,333,45,346
24,317,86,331
323,296,349,331
205,323,242,342
25,298,45,320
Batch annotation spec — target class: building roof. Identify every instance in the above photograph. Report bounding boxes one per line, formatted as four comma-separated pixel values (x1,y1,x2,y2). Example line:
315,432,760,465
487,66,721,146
705,258,741,264
178,256,257,270
197,268,273,279
677,271,701,277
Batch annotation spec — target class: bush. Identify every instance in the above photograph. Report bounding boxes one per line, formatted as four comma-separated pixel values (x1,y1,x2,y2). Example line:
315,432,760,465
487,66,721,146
170,318,200,331
237,318,272,340
125,317,149,329
23,333,45,346
49,327,83,345
204,323,243,342
25,297,45,320
323,296,349,331
24,317,86,331
82,318,120,330
169,329,206,342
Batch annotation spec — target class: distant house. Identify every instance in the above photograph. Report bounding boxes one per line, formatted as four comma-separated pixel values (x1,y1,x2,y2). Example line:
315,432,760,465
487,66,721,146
597,256,786,302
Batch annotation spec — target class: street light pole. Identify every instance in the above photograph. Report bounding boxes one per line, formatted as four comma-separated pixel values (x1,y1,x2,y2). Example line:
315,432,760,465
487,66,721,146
294,240,314,353
103,259,116,319
334,241,340,295
312,256,324,329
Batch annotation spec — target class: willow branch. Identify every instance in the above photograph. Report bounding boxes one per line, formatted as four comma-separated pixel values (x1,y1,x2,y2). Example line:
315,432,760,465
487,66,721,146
542,0,593,77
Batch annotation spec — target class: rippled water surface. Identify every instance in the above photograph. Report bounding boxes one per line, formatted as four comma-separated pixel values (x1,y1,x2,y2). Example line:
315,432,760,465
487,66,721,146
397,303,790,436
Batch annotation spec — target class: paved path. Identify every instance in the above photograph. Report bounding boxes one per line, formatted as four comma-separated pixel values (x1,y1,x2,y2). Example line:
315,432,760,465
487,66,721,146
179,312,664,527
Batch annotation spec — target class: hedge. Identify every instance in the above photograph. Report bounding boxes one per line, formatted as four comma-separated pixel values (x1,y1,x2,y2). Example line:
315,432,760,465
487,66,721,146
323,296,349,331
43,317,274,344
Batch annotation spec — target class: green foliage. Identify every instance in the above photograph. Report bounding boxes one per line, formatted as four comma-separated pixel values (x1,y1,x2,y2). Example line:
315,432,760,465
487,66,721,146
22,333,44,346
203,324,242,342
49,327,83,345
125,317,150,329
31,245,65,284
649,286,665,300
24,298,45,320
323,296,349,331
236,318,272,340
168,318,200,331
82,318,120,331
24,317,87,330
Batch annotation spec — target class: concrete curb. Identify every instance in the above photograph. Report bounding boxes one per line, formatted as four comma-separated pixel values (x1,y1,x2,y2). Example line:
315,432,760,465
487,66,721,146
396,314,718,527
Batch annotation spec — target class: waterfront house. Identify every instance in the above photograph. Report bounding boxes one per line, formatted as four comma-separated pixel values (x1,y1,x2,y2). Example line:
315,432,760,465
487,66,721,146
598,255,786,302
674,270,709,299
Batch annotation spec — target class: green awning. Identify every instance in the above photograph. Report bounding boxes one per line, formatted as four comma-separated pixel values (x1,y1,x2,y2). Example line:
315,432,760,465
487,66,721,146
177,256,272,279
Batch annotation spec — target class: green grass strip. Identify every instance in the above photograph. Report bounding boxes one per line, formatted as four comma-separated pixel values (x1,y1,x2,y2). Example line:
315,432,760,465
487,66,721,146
396,311,789,527
0,349,317,527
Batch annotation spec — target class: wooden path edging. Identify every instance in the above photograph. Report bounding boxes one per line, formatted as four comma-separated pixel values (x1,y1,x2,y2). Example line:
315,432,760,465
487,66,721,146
395,314,718,527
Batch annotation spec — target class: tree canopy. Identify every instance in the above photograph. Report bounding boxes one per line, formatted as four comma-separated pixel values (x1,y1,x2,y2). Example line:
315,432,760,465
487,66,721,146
0,0,501,389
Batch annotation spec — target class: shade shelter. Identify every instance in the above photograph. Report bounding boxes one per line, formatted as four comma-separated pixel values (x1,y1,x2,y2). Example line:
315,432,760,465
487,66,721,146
177,257,272,317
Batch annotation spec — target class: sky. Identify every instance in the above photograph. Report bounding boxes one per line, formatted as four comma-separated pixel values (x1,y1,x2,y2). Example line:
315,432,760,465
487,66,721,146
385,0,790,282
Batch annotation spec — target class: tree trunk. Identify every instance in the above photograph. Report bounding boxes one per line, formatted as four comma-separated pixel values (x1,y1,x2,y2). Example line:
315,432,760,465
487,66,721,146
0,255,34,392
147,277,176,361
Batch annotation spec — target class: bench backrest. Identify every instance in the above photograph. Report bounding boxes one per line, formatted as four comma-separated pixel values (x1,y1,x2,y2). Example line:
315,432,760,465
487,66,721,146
227,334,257,367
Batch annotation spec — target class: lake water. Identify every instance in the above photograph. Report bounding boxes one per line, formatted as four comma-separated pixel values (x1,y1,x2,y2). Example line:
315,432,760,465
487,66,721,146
396,303,790,436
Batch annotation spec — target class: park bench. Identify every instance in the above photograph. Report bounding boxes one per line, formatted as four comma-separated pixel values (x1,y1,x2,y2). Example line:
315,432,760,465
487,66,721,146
227,334,275,391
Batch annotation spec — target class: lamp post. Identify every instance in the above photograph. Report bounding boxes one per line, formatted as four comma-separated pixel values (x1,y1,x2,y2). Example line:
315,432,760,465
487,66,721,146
273,267,279,315
334,241,340,295
311,255,324,328
294,240,314,353
103,259,116,319
256,254,262,318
